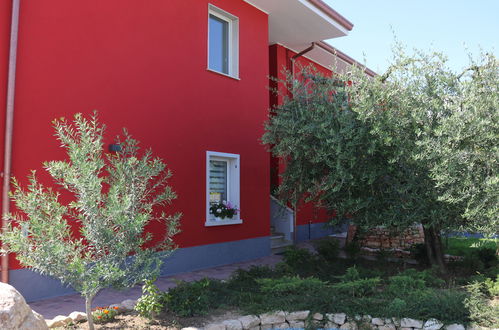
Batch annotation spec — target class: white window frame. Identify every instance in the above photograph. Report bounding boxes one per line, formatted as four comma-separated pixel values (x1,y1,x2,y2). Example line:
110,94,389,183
207,4,239,79
206,151,242,226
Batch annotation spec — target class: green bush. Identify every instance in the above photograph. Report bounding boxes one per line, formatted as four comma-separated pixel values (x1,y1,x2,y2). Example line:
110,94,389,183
314,238,340,261
282,246,318,275
386,298,408,318
331,278,380,297
464,280,499,327
406,289,469,324
397,268,445,288
344,241,361,259
135,279,165,319
257,276,327,296
387,275,425,295
165,279,213,317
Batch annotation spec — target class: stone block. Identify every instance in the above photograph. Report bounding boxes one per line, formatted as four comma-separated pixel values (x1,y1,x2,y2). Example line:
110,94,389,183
325,321,340,329
340,321,358,330
47,315,71,328
329,313,347,325
424,318,444,330
378,324,396,330
289,321,305,328
120,299,137,311
313,312,324,320
205,323,226,330
372,318,385,326
272,322,289,329
259,311,285,326
286,310,310,321
223,319,243,330
238,315,260,329
401,318,423,329
68,311,87,322
445,324,465,330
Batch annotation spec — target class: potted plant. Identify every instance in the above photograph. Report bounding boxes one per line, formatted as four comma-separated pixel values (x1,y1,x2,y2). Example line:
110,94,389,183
209,201,238,220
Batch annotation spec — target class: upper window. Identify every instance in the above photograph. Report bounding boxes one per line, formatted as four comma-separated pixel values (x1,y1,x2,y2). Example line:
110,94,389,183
208,5,239,78
206,151,242,226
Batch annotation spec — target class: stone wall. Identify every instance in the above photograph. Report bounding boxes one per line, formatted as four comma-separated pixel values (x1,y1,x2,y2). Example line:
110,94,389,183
360,225,424,249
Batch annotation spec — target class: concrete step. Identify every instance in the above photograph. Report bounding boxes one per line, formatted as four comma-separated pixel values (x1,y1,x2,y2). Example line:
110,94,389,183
271,236,293,254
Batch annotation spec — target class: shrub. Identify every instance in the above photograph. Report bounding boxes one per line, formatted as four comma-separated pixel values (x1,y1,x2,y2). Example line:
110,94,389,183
257,276,327,296
164,278,213,317
397,268,445,288
387,275,425,296
407,289,469,324
135,279,165,319
386,298,408,318
331,277,380,297
464,280,499,327
282,246,318,275
314,238,340,261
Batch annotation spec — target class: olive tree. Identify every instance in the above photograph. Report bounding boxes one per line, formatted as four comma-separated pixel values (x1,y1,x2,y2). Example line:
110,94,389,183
1,113,180,330
264,48,498,272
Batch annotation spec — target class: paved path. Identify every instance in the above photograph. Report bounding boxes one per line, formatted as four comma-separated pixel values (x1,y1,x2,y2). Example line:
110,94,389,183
29,254,283,319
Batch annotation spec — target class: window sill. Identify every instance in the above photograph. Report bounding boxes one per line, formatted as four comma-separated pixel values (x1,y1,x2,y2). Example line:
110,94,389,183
205,218,243,227
206,68,240,81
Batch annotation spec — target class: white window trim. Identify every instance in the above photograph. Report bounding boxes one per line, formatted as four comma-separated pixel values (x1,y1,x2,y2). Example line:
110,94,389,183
207,4,239,79
206,151,242,227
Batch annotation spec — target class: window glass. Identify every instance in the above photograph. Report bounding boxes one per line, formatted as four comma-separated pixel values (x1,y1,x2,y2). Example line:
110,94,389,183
209,159,228,204
209,14,229,74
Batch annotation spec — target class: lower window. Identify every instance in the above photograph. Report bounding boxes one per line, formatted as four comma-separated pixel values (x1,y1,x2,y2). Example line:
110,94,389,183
206,151,242,226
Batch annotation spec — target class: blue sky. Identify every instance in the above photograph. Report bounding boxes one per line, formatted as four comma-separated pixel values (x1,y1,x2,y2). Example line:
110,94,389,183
323,1,499,74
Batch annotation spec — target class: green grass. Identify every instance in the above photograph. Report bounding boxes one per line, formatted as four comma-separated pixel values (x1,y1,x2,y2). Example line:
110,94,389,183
444,237,498,256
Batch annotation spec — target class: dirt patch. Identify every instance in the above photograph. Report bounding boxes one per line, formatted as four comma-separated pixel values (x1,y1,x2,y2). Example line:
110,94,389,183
67,309,244,329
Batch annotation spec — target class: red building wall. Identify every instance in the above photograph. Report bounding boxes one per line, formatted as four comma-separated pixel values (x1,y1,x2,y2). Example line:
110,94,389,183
269,44,333,227
2,0,270,270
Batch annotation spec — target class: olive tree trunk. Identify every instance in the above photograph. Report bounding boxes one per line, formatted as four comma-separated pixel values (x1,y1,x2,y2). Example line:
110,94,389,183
423,225,447,274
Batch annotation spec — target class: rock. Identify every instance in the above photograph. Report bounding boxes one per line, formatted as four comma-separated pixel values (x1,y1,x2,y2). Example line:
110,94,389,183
272,322,289,329
223,319,243,330
68,311,87,322
445,324,465,330
384,318,393,324
424,318,444,330
378,325,396,330
362,315,373,323
340,321,358,330
23,310,48,330
248,327,260,330
325,321,340,329
182,328,201,330
401,318,424,329
259,311,285,325
401,328,413,330
313,312,324,320
466,325,484,330
330,313,347,325
289,321,305,328
46,315,72,328
0,283,48,330
286,310,310,321
392,318,401,327
372,318,385,326
205,323,226,330
120,299,137,311
238,315,260,329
